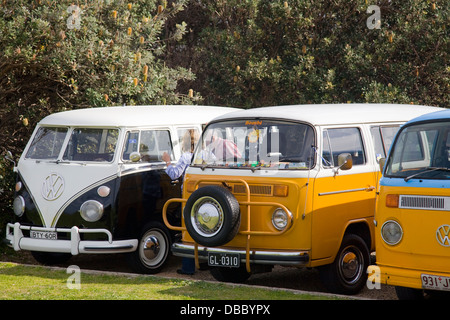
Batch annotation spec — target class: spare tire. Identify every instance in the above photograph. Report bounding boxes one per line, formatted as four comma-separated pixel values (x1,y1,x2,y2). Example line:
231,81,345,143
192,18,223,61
184,185,240,247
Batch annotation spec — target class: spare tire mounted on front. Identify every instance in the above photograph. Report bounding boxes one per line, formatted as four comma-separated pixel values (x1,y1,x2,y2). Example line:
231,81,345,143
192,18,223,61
184,185,240,247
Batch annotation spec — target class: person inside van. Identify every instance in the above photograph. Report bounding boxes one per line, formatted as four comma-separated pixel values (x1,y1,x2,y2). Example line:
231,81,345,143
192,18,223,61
162,129,199,275
196,128,242,164
163,129,199,181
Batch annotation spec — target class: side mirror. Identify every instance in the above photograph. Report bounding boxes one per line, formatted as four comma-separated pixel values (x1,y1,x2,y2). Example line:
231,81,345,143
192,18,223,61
4,151,17,172
333,153,352,176
129,151,141,162
379,157,386,172
5,151,13,161
5,150,15,164
337,153,353,170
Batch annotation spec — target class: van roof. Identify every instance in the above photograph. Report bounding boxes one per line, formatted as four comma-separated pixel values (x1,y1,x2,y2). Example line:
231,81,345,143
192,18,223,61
38,105,236,127
211,104,443,126
405,108,450,124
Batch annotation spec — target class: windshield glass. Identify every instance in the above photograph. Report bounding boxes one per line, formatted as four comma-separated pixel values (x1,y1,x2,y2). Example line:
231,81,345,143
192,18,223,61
192,119,315,170
385,121,450,180
63,128,119,162
25,127,68,160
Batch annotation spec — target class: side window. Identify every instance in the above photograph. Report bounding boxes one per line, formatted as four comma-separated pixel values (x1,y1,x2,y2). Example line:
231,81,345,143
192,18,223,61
177,127,200,154
323,127,366,167
370,126,384,160
380,126,399,154
122,130,173,162
122,131,139,160
370,125,400,160
322,130,334,167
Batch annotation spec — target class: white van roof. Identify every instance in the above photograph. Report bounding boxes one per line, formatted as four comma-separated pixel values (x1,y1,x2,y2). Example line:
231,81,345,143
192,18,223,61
38,105,236,127
211,104,443,126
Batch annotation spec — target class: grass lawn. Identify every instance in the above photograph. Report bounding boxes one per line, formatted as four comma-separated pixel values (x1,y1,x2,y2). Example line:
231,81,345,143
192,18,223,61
0,262,347,300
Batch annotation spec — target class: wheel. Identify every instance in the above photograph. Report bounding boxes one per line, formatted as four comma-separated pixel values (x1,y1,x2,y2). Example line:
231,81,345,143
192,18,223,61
210,266,251,283
127,221,172,274
31,251,72,265
184,185,240,247
395,286,425,300
319,234,370,295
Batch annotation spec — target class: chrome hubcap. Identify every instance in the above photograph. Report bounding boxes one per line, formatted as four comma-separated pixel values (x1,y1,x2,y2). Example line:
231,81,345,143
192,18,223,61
143,236,160,260
339,246,363,284
191,196,224,237
139,230,167,268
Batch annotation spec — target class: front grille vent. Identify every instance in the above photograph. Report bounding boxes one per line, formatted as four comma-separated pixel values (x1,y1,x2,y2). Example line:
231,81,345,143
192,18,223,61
399,195,449,211
233,184,272,195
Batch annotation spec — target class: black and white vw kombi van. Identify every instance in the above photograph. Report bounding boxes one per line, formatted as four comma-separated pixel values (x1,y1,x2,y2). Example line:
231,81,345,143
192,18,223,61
5,105,235,273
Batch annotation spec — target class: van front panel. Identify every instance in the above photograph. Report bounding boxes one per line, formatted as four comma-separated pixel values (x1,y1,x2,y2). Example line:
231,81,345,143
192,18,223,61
17,160,120,228
376,183,450,286
182,173,313,252
375,117,450,290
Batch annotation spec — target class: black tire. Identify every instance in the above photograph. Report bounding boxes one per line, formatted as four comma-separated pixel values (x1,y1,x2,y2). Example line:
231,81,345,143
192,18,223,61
210,266,251,283
319,234,370,295
127,221,172,274
184,185,240,247
395,286,425,300
31,251,72,265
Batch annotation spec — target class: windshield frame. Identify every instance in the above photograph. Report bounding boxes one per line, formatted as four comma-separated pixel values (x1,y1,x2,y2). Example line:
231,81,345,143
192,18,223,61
384,119,450,180
191,118,317,171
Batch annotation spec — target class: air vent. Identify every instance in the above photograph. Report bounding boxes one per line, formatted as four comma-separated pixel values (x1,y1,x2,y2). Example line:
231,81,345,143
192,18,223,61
399,195,450,211
233,184,272,195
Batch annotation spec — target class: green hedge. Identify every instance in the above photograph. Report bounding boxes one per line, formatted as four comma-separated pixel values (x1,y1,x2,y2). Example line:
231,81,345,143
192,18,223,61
168,0,448,109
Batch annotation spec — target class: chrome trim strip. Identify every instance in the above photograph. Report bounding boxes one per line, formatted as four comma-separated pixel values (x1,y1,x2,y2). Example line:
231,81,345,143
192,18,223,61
318,186,375,196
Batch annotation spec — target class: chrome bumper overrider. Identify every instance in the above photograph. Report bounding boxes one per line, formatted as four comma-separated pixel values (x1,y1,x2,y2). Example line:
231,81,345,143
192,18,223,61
5,222,138,255
172,242,310,266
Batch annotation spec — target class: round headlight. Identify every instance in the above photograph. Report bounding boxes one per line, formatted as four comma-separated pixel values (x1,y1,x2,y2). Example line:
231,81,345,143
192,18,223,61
381,220,403,245
272,208,292,231
80,200,104,222
13,196,25,217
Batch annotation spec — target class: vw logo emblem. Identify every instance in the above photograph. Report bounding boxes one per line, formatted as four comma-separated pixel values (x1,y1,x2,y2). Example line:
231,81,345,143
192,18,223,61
436,225,450,247
42,173,65,201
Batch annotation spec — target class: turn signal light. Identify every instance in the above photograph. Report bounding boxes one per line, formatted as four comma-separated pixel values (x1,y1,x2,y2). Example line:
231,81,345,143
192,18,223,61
273,185,288,197
386,194,399,208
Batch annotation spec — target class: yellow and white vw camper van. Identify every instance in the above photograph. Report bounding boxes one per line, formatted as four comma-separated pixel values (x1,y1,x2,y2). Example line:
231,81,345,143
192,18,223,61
163,104,441,294
5,105,235,273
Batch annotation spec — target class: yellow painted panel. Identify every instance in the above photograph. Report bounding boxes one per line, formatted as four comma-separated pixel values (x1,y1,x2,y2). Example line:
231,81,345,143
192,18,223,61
376,186,450,275
183,174,313,251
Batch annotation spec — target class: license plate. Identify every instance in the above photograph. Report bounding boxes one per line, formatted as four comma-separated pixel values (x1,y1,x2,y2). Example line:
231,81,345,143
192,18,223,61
30,230,57,240
208,252,240,268
421,273,450,291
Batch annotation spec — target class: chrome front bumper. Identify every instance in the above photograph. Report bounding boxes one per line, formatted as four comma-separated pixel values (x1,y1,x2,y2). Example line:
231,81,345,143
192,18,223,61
5,222,138,255
172,242,310,266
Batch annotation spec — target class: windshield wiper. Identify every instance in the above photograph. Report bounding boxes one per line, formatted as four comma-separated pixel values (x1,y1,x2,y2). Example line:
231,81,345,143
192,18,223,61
404,167,450,181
